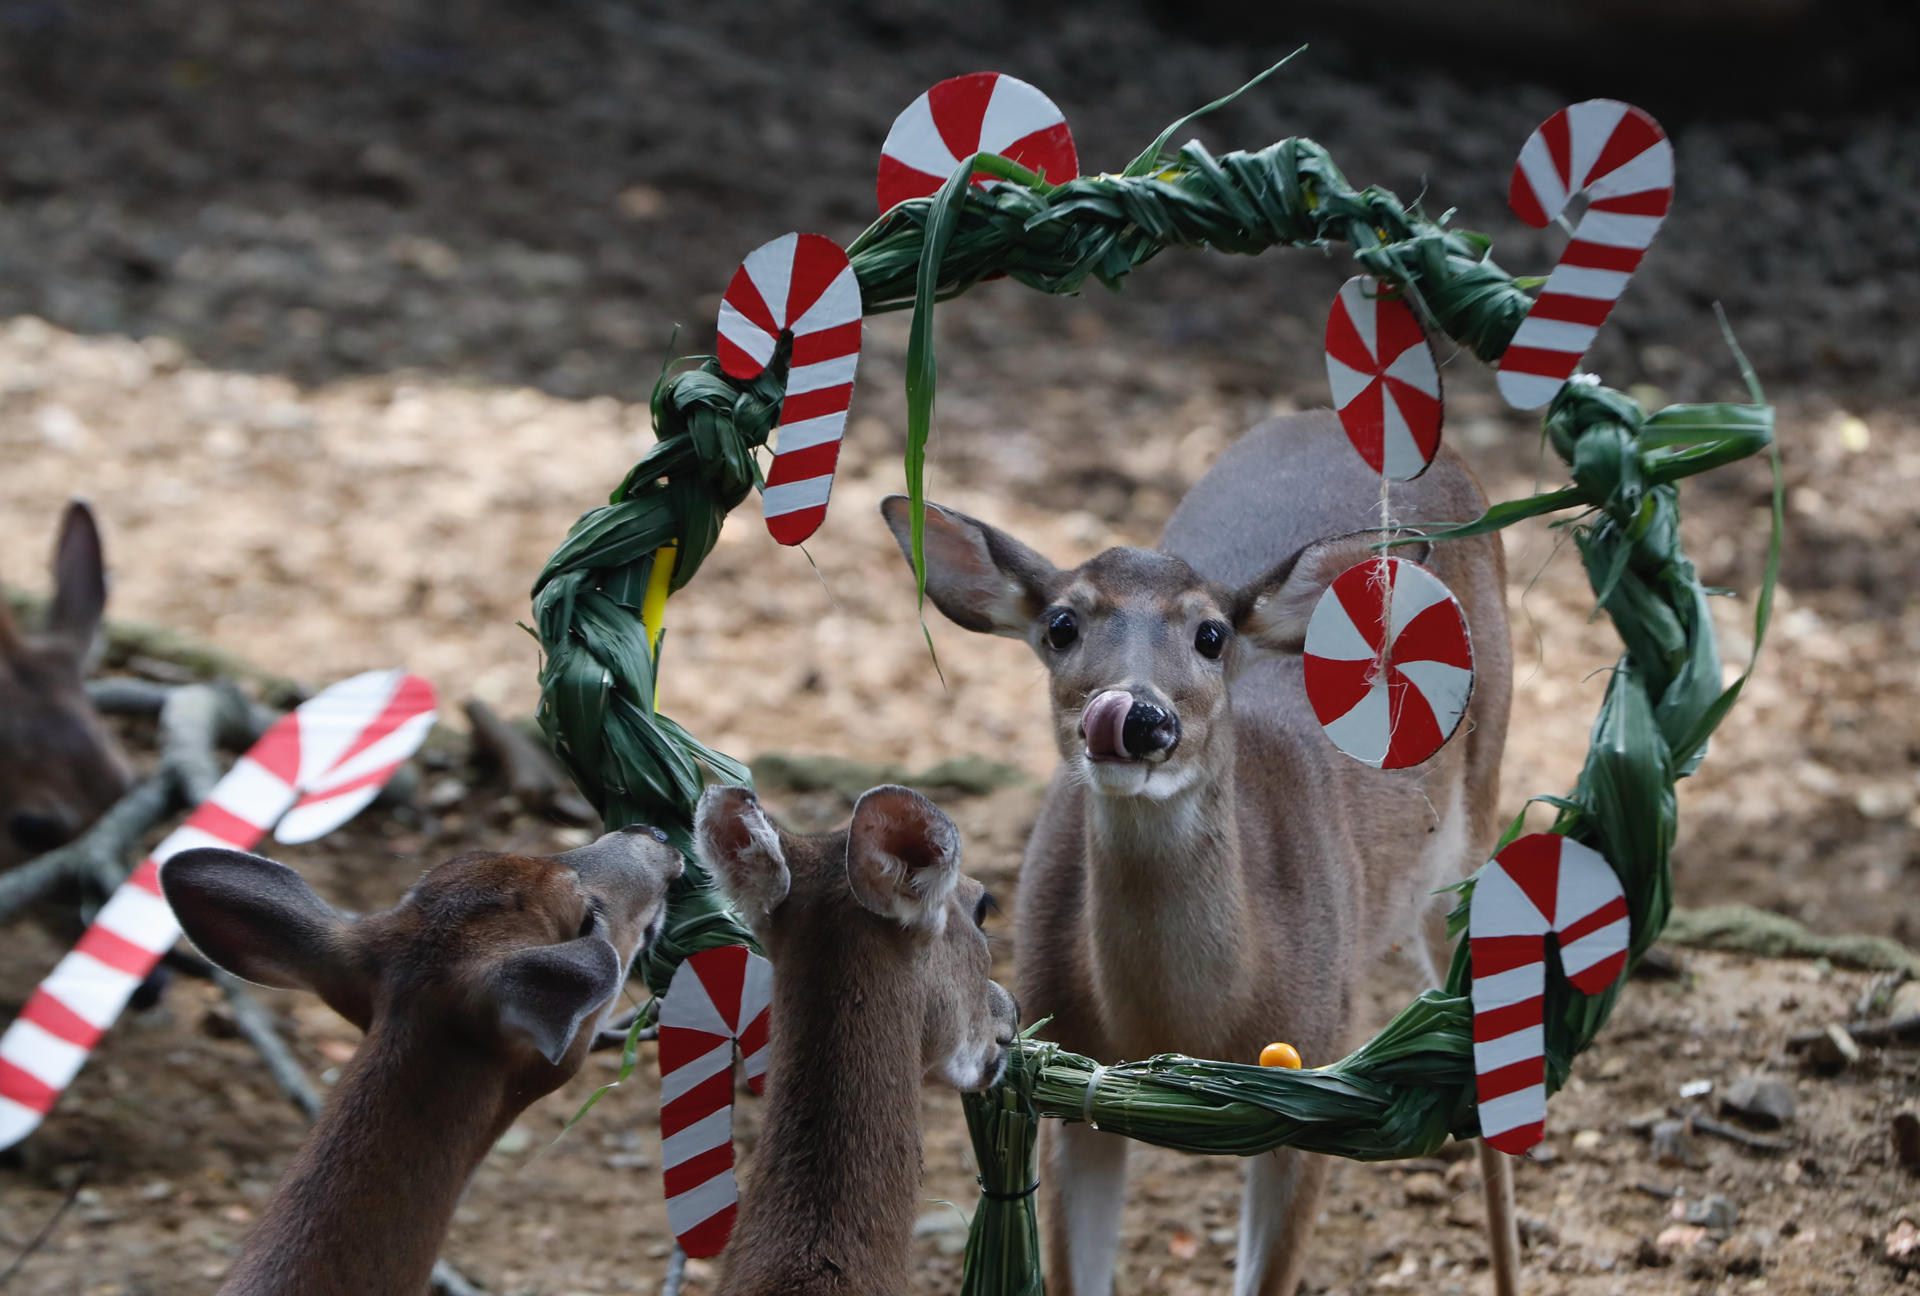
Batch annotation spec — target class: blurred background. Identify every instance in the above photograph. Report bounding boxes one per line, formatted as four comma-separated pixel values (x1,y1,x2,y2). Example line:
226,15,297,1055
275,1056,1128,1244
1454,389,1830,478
2,2,1917,1293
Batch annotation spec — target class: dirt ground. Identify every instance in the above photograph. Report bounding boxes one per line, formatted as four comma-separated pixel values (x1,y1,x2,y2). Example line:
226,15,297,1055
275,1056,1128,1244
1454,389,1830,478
2,0,1918,1292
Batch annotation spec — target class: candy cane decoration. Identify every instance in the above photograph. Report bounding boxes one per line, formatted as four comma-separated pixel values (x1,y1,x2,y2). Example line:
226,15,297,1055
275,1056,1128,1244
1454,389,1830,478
1303,557,1474,770
1498,100,1674,410
716,232,864,546
0,669,436,1149
877,71,1078,214
1469,833,1631,1154
1325,275,1443,480
657,943,774,1257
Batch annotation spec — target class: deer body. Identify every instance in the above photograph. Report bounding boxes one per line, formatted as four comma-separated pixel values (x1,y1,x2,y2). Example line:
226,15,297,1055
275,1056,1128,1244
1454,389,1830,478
884,411,1516,1296
696,784,1019,1296
160,829,683,1296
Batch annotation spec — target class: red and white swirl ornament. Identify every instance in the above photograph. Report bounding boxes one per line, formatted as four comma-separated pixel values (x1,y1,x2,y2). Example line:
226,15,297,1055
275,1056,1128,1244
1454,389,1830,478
877,71,1078,213
716,232,864,546
658,944,774,1257
1303,557,1473,770
1498,99,1674,410
0,669,436,1150
1468,833,1631,1154
1325,275,1443,480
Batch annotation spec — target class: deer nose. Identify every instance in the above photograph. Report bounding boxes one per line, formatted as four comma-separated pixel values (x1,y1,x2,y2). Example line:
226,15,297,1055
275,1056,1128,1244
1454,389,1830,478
8,810,73,853
1122,700,1180,759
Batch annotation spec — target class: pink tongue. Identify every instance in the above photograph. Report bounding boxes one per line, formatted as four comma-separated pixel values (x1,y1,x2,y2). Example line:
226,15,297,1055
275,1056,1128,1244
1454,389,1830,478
1081,690,1134,760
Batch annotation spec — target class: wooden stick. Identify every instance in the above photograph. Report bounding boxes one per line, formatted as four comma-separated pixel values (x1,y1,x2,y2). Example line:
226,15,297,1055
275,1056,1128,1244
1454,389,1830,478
464,698,596,824
1786,1014,1920,1051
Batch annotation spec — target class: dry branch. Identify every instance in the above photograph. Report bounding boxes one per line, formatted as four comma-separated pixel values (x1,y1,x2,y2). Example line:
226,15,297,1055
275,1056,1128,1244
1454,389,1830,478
464,698,596,824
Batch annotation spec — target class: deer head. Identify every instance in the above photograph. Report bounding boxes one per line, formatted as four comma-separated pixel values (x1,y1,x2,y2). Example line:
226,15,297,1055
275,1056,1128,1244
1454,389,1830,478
695,783,1017,1091
880,496,1407,805
162,828,683,1088
0,501,131,868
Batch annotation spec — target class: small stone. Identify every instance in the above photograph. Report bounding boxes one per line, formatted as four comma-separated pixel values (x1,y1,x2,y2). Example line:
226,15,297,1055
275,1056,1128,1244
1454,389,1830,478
1656,1224,1708,1250
491,1125,532,1156
1720,1074,1796,1129
1806,1023,1861,1073
682,1259,714,1282
1403,1172,1448,1205
1892,1112,1920,1171
1683,1194,1739,1232
1887,1220,1920,1266
1678,1078,1713,1099
1572,1128,1605,1152
425,776,468,810
1208,1227,1237,1247
913,1210,968,1237
604,1153,653,1172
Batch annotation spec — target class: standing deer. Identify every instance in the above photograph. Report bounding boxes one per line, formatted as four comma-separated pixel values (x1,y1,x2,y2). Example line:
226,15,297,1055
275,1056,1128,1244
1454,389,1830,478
159,827,684,1296
881,410,1518,1296
0,501,130,870
694,783,1019,1296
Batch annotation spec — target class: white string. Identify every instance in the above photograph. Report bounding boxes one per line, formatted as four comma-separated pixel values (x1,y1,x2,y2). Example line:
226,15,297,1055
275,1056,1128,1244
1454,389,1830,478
1082,1062,1107,1127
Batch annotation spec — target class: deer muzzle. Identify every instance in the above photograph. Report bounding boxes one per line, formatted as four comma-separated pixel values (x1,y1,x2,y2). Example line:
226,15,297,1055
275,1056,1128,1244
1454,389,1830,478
1079,690,1180,762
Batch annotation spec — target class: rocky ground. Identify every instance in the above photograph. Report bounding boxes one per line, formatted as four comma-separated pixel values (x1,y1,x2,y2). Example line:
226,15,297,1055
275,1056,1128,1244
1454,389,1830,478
2,0,1917,1292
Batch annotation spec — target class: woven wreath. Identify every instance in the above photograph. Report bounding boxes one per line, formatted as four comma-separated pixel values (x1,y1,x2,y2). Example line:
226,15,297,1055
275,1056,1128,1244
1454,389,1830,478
530,58,1781,1290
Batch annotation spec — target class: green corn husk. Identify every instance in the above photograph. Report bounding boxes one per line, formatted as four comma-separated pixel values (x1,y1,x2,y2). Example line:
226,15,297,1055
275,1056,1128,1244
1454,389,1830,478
526,56,1784,1293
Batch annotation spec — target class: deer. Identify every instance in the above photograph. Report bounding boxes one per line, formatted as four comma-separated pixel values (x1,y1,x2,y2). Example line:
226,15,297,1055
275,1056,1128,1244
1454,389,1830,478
879,408,1519,1296
693,782,1020,1296
0,500,131,872
159,826,684,1296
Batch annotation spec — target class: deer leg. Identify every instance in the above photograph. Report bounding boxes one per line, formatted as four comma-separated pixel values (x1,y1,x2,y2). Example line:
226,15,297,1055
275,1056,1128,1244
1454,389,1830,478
1042,1119,1128,1296
1233,1147,1329,1296
1479,1140,1522,1296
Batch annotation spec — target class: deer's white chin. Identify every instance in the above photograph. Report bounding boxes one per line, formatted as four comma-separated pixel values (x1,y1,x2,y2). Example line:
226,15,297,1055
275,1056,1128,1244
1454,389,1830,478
1081,757,1200,802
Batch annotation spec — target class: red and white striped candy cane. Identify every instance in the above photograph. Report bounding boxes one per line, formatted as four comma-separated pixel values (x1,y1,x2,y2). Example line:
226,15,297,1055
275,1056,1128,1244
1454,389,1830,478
876,71,1078,214
716,232,864,547
1303,556,1475,770
1498,99,1674,410
1324,275,1444,480
1468,832,1631,1154
657,943,774,1258
0,669,436,1150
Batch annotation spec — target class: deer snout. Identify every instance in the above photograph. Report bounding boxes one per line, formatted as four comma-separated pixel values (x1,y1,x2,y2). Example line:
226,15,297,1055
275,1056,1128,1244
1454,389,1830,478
8,809,77,854
1079,690,1181,763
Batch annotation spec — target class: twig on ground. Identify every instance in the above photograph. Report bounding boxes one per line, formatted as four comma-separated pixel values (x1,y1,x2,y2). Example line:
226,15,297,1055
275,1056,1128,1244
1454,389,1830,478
0,774,174,922
217,970,322,1122
1663,904,1920,977
464,698,597,824
1786,1013,1920,1052
592,1020,659,1052
0,1164,90,1289
1682,1110,1792,1154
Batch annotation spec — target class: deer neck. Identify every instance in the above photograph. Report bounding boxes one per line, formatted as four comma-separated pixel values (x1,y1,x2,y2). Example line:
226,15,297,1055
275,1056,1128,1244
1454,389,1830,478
219,1024,508,1296
1082,728,1257,1049
723,924,924,1295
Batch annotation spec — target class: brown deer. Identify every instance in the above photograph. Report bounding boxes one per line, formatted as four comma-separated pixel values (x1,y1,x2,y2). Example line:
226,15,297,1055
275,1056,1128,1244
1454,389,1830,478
159,827,684,1296
694,783,1019,1296
0,500,131,870
881,410,1519,1296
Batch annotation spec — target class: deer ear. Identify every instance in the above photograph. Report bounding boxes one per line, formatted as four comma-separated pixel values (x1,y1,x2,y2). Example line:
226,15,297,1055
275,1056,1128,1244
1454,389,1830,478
485,935,623,1067
879,496,1054,638
161,848,357,1003
46,500,108,663
1234,534,1431,656
845,785,960,932
695,785,789,921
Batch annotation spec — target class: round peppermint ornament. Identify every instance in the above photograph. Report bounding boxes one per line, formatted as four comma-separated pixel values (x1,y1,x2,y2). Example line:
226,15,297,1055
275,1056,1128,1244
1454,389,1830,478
1303,556,1473,770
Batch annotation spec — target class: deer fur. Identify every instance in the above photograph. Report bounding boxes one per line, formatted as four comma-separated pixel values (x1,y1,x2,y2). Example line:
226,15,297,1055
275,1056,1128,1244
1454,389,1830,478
160,828,684,1296
0,501,130,871
695,784,1018,1296
881,411,1518,1296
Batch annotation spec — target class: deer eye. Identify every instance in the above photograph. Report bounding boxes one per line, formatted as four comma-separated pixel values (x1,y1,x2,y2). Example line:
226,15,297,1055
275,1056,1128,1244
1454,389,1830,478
973,892,998,928
577,905,599,939
1044,609,1079,651
1194,620,1228,660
